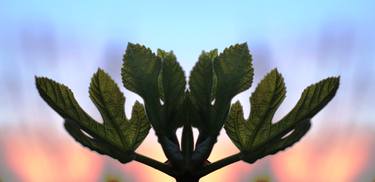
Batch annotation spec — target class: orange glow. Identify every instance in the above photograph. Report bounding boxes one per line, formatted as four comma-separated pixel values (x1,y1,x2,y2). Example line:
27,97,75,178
1,126,373,181
3,131,103,182
201,135,252,182
271,130,372,182
122,132,175,182
120,133,250,182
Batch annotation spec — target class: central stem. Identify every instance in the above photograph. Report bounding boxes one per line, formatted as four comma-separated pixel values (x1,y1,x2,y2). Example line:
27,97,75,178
175,175,200,182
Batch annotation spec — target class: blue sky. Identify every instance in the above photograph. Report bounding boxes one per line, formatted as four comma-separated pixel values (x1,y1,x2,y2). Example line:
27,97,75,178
0,0,375,127
1,1,375,181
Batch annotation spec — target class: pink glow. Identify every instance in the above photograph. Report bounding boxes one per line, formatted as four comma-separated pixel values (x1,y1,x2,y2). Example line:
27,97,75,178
2,131,103,182
0,126,373,181
271,130,372,182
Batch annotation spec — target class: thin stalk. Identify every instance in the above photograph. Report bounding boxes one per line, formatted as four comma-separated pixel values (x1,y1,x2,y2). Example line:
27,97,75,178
196,153,241,177
134,153,177,177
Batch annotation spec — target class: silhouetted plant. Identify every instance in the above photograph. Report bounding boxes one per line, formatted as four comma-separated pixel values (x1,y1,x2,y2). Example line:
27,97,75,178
36,43,339,182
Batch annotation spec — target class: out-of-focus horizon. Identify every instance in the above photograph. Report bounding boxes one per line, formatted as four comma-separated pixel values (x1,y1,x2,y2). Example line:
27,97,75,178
0,1,374,181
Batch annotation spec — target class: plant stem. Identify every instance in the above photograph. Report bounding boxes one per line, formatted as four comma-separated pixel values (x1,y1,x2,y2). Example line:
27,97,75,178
196,153,241,177
134,153,176,177
175,176,200,182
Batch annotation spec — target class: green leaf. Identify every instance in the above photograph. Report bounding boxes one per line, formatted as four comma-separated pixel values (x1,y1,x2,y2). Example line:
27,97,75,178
189,44,254,135
214,43,253,99
89,69,150,151
64,119,111,155
241,120,312,163
121,44,184,166
121,45,186,135
223,101,251,150
35,76,119,147
189,49,217,108
89,68,129,148
123,101,151,151
36,70,151,163
155,50,189,165
248,69,286,149
224,69,340,163
158,49,186,131
264,120,311,155
121,43,163,132
64,119,134,163
269,76,340,143
121,43,161,99
188,49,217,131
210,43,254,133
189,44,254,165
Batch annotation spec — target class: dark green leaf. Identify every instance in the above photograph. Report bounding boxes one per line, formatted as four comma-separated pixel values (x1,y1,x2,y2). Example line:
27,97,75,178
64,119,111,155
64,119,134,163
269,77,340,143
158,49,186,131
248,69,286,149
121,43,161,99
210,43,254,133
123,101,151,150
189,49,217,108
36,71,151,163
121,44,184,166
224,101,251,150
35,76,120,148
188,49,217,131
89,68,129,148
189,44,254,165
89,69,151,151
121,43,163,132
224,70,339,163
214,43,253,99
265,120,311,155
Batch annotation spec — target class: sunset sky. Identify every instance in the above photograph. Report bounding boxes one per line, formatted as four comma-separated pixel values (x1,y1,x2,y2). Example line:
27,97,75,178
1,1,375,181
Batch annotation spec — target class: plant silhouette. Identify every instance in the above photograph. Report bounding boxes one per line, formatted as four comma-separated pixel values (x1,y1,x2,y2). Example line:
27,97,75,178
36,43,339,182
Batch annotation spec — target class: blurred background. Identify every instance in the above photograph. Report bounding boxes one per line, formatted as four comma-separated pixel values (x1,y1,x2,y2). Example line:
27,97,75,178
1,1,374,181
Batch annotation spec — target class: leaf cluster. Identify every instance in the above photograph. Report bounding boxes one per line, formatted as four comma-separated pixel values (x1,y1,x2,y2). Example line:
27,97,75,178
36,43,339,180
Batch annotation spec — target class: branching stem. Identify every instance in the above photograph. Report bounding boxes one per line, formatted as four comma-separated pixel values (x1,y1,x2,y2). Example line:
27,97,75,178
196,153,241,177
134,153,177,177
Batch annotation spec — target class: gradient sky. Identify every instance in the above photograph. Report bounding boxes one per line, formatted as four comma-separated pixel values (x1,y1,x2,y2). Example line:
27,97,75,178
1,1,375,181
1,0,374,127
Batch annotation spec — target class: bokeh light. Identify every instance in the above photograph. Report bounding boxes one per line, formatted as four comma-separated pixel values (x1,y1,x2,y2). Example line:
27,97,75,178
1,1,374,181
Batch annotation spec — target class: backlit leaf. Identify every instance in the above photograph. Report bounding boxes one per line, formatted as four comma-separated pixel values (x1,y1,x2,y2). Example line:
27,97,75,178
158,49,186,132
189,49,217,131
225,70,339,163
121,43,161,99
214,43,253,99
36,70,151,163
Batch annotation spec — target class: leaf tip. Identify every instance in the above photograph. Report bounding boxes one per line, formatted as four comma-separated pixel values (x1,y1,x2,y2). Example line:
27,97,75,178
269,68,279,74
239,42,248,48
35,75,42,84
231,100,243,109
35,76,45,90
126,42,135,47
92,68,108,79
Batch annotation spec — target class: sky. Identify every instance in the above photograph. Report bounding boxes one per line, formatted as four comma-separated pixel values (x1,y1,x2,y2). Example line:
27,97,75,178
0,1,375,181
